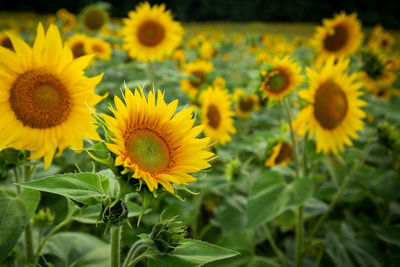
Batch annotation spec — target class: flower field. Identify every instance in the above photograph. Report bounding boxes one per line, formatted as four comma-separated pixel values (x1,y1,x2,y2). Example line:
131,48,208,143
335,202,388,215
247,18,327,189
1,3,400,267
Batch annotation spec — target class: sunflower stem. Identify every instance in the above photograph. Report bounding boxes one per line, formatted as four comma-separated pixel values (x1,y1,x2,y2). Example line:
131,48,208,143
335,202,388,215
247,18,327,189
148,61,157,90
282,98,303,267
23,164,35,265
262,224,287,267
307,137,373,243
123,240,146,267
13,168,21,194
111,226,122,267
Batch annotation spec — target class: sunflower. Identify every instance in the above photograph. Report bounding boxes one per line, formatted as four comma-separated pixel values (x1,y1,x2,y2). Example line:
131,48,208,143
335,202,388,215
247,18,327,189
265,142,293,167
85,37,112,61
212,77,225,89
122,2,183,62
0,30,15,51
259,56,304,101
0,24,104,168
233,88,259,119
180,60,213,99
200,86,236,145
56,8,76,31
67,34,89,59
312,12,363,59
294,57,366,154
367,25,394,51
104,87,214,193
81,5,108,32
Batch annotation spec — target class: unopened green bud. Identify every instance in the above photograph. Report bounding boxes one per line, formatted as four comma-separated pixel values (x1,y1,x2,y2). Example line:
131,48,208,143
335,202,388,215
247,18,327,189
33,208,55,228
377,122,400,151
149,216,186,253
101,198,128,227
225,159,240,181
0,148,28,170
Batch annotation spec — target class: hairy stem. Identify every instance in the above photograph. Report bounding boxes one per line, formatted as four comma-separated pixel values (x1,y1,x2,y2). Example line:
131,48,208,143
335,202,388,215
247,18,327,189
111,226,122,267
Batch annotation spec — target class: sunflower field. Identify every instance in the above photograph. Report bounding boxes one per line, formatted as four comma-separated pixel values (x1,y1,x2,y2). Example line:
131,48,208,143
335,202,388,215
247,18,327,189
1,2,400,267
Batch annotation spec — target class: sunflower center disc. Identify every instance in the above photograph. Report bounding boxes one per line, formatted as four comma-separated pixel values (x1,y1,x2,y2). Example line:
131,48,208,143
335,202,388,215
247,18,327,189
9,70,71,129
84,9,106,31
239,97,254,112
71,42,85,58
92,43,104,53
275,142,292,164
206,104,221,129
324,23,348,52
190,71,205,88
137,20,165,47
314,80,348,130
126,129,172,173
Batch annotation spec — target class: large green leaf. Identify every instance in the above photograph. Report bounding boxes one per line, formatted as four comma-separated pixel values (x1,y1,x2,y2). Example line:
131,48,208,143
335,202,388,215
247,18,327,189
41,232,109,267
0,188,40,262
18,172,117,206
148,239,239,267
247,171,314,228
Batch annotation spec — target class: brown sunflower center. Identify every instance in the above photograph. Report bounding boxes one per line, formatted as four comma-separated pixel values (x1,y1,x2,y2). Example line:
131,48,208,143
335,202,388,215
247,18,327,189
137,20,165,47
323,23,349,52
71,41,85,58
83,9,106,31
314,80,348,130
275,142,293,164
190,71,205,88
265,69,289,93
206,104,221,129
9,70,71,129
92,43,104,53
1,36,14,51
125,128,173,174
239,97,254,112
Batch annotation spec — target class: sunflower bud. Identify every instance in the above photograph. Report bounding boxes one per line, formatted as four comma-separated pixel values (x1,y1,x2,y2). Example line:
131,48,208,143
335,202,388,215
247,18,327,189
225,159,240,181
33,208,55,228
148,216,186,253
101,198,128,227
0,148,28,170
377,122,400,151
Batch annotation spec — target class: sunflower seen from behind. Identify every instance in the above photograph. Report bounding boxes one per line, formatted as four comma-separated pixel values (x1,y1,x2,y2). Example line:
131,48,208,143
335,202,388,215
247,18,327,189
122,2,183,62
294,57,366,154
200,86,236,145
0,23,104,168
312,12,363,59
104,87,214,193
259,56,304,101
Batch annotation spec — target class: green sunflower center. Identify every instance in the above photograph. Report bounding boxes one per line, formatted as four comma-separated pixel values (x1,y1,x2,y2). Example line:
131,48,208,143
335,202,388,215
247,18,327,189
206,104,221,129
314,80,348,130
323,23,349,52
265,69,289,93
275,142,292,164
137,20,165,47
9,70,71,129
239,97,254,112
126,129,172,174
83,9,106,31
71,41,85,58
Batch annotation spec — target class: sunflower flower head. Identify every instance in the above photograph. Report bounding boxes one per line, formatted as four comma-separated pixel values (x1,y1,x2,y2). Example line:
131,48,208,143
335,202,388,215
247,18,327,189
294,57,367,154
104,86,214,194
0,23,104,168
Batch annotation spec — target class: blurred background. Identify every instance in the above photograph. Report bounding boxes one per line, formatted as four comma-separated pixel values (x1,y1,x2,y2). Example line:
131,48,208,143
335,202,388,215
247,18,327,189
1,0,400,28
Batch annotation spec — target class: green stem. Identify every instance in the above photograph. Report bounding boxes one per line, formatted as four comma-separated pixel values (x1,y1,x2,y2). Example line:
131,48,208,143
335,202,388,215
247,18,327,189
128,248,150,267
282,98,303,267
147,61,157,89
123,240,145,267
262,225,287,267
111,227,122,267
35,218,72,259
23,164,35,265
13,168,21,194
308,138,373,242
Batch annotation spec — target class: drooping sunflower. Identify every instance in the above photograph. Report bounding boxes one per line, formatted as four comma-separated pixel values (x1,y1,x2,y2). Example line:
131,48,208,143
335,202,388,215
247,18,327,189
122,2,183,62
259,56,304,101
81,4,108,32
265,141,293,167
312,12,363,59
200,86,236,145
0,24,104,168
104,87,214,193
85,37,112,61
67,34,89,59
180,60,213,99
233,88,259,119
294,57,367,154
